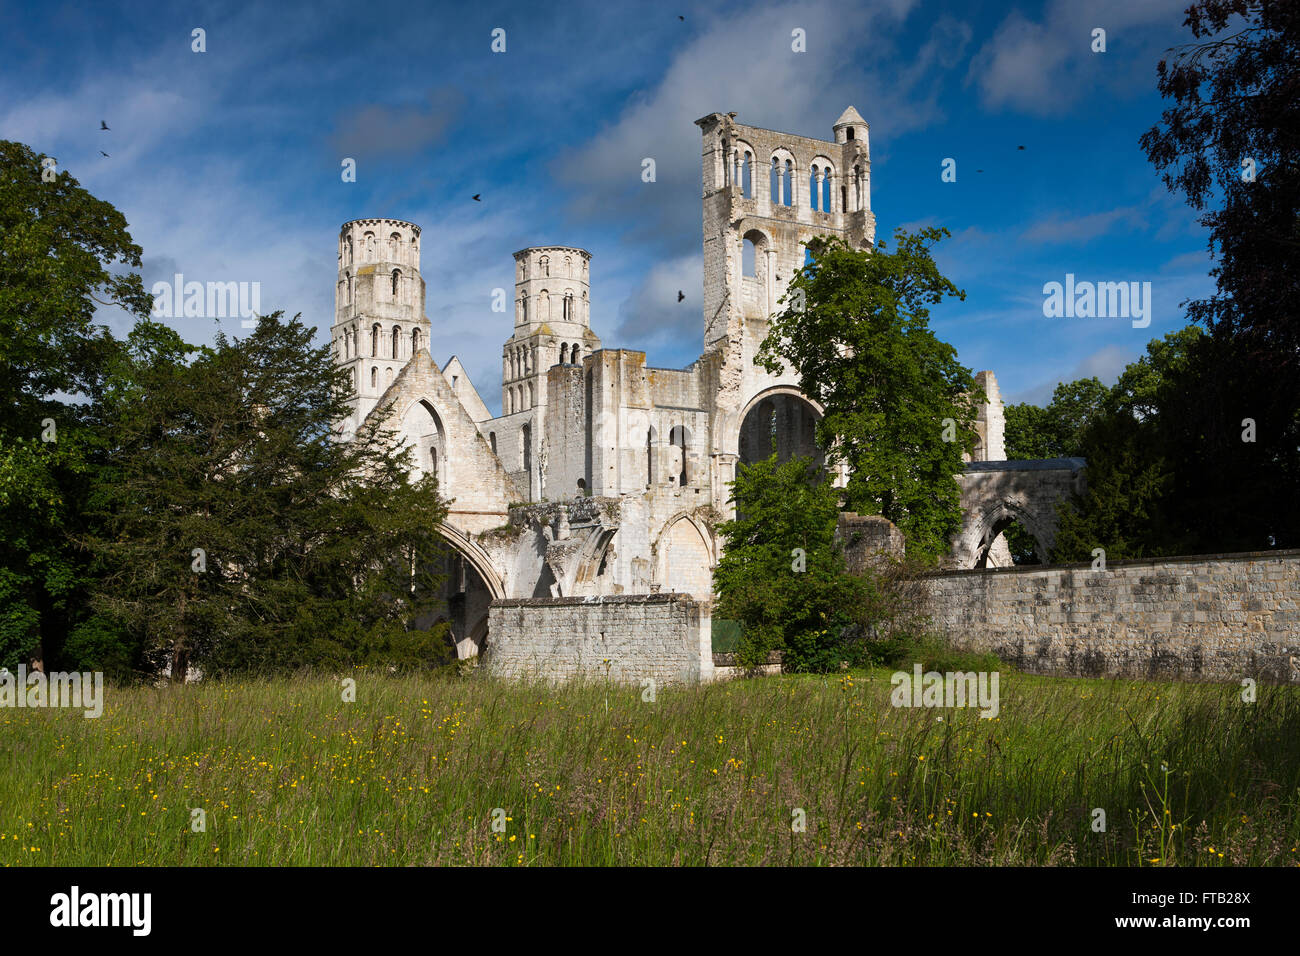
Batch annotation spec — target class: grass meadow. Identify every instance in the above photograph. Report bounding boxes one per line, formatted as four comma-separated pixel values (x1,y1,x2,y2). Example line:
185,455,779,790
2,668,1298,866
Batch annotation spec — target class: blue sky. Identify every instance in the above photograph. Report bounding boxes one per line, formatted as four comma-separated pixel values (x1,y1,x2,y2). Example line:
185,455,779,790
1,0,1215,412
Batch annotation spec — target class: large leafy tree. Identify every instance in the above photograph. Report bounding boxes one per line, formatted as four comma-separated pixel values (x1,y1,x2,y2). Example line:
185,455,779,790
713,454,887,672
756,228,979,561
1138,0,1300,549
0,140,153,670
85,312,453,679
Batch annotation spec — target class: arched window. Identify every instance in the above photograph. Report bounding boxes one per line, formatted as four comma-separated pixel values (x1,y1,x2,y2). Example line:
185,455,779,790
770,156,780,203
345,235,353,264
411,328,421,353
564,255,572,277
539,289,549,322
489,431,497,455
846,127,854,141
539,255,549,277
391,269,401,298
742,150,753,197
560,343,569,364
364,232,375,256
570,344,580,364
562,291,573,321
528,381,534,407
370,366,377,388
520,292,528,324
391,326,400,359
346,273,353,306
743,236,757,276
384,367,393,385
390,232,401,260
668,425,690,486
521,423,532,471
371,323,380,356
783,159,793,207
810,164,820,210
577,478,586,494
822,167,833,211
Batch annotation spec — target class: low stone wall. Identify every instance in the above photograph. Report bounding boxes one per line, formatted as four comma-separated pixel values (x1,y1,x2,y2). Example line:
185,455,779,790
923,550,1300,683
485,593,712,684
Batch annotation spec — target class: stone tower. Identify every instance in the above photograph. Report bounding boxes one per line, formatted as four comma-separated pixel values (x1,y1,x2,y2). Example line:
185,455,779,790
498,247,601,500
694,107,877,352
332,218,430,437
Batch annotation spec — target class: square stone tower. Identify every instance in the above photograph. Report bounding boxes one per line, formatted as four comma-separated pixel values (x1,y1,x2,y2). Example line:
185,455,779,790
694,107,877,353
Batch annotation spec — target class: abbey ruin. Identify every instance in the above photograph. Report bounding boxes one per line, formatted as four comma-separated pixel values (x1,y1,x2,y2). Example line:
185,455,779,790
328,107,1089,677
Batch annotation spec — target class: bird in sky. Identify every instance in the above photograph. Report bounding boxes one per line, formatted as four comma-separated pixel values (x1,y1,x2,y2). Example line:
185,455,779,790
99,150,109,158
472,194,481,201
677,291,685,302
100,120,109,130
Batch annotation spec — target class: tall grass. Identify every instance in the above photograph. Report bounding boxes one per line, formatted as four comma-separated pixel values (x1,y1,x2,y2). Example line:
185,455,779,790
2,668,1297,865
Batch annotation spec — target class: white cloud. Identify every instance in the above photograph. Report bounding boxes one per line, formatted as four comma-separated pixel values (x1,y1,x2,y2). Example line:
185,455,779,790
968,0,1189,114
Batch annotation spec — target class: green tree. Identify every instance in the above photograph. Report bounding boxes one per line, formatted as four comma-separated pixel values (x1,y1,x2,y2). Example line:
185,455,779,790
714,454,888,672
1004,377,1108,461
1139,0,1300,549
84,312,452,679
756,229,979,561
0,140,153,670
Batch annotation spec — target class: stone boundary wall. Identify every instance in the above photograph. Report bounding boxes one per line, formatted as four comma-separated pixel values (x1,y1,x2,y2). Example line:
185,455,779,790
922,550,1300,683
485,593,712,684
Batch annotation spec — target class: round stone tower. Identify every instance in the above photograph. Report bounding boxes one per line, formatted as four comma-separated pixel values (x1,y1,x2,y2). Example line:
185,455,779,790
332,218,431,435
501,246,598,418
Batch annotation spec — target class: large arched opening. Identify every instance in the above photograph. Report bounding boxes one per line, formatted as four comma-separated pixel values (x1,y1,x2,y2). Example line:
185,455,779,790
424,525,507,660
737,389,824,470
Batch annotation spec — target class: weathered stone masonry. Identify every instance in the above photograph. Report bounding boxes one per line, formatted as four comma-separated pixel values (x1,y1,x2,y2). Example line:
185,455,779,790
923,550,1300,683
485,594,713,684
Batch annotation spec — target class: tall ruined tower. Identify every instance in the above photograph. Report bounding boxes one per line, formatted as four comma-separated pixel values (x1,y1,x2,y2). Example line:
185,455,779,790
331,218,431,437
497,246,601,500
694,107,876,352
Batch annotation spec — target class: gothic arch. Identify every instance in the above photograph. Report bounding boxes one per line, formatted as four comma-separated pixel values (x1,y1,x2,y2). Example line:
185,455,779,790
652,513,715,600
953,497,1051,569
401,398,448,486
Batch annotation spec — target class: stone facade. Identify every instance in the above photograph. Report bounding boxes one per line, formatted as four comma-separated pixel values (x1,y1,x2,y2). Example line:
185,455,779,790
923,550,1300,683
331,108,1081,676
485,594,712,684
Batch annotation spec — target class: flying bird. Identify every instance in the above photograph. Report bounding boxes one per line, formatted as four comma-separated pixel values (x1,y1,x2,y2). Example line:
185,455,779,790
1017,145,1025,150
99,150,109,158
677,291,685,302
472,194,481,201
678,15,685,21
100,120,109,130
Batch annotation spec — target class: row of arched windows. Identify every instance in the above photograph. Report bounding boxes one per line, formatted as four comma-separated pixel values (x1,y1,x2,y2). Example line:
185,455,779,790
517,289,585,325
720,138,865,212
339,231,419,267
336,269,409,308
517,254,586,281
559,343,582,364
505,382,535,415
335,324,421,361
